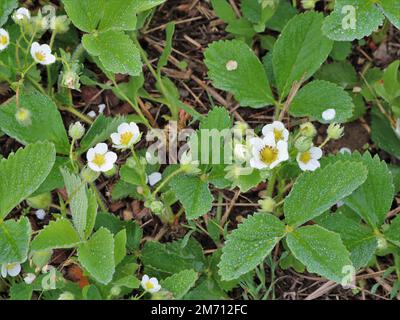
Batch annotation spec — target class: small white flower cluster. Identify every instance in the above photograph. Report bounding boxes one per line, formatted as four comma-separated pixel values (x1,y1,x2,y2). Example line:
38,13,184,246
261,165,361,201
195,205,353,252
248,121,324,172
249,121,289,170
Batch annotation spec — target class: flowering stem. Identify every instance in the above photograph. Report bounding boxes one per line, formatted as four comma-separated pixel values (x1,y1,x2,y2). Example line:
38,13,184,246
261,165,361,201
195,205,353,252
89,182,108,212
69,138,77,171
151,167,185,197
58,105,93,124
266,171,276,197
319,136,331,148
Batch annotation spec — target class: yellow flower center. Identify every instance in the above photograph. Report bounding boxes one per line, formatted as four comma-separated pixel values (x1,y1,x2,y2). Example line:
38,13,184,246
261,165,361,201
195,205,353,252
93,154,106,167
273,129,283,141
35,51,46,62
260,146,278,165
145,282,154,290
7,263,17,271
120,131,133,146
300,151,312,164
0,35,8,45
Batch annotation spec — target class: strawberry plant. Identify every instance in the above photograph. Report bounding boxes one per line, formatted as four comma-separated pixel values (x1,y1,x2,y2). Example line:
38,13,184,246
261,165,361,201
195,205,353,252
0,0,399,301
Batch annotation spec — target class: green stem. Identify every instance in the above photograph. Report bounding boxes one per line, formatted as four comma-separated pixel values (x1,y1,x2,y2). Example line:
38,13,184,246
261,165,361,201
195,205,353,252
266,171,276,197
58,105,93,124
152,167,185,197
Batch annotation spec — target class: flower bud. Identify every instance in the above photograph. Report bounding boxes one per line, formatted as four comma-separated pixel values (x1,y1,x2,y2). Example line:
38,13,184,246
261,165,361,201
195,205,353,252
81,167,100,183
58,291,75,300
327,123,344,140
103,165,117,178
62,70,80,90
50,15,70,33
294,136,313,152
110,286,121,297
68,122,85,140
27,192,52,209
233,121,249,138
258,197,276,213
301,0,317,9
148,200,164,214
299,122,317,138
15,108,32,126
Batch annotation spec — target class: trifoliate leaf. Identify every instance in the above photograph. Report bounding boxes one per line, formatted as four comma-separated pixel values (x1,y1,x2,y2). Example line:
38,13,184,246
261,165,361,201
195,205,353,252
316,211,377,270
287,225,353,283
289,80,354,123
0,0,17,27
0,217,31,264
161,269,198,299
272,12,333,99
284,161,368,228
322,0,384,41
219,213,286,281
31,219,81,252
83,30,142,76
204,39,274,108
170,175,213,220
78,227,115,284
61,168,88,239
0,90,70,155
0,142,56,219
371,109,400,159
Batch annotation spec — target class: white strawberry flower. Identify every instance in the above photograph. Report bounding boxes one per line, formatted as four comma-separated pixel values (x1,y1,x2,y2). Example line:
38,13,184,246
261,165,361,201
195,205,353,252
322,108,336,122
296,146,323,172
262,121,289,142
30,42,56,65
14,8,31,21
1,263,21,278
249,132,289,170
141,274,161,293
147,172,162,186
87,143,117,172
0,29,10,51
111,122,140,149
24,273,36,284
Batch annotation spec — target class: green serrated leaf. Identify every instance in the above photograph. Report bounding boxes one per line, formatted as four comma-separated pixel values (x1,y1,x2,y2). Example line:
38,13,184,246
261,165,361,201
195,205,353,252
287,225,353,283
0,217,31,264
371,109,400,159
82,30,142,76
114,229,127,266
0,0,17,27
85,188,98,239
31,219,81,252
316,211,377,270
204,39,274,108
141,238,205,276
314,61,358,89
0,142,56,219
170,175,213,220
78,227,115,284
61,168,88,239
341,153,394,228
10,282,33,300
219,213,286,281
322,0,384,41
78,114,126,153
273,12,333,99
284,161,368,228
378,0,400,29
0,90,70,154
63,0,104,32
161,269,198,299
385,215,400,247
289,80,354,123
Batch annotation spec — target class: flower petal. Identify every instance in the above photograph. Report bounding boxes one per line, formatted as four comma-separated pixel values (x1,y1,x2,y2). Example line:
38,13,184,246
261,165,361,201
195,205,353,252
309,146,323,160
94,143,108,154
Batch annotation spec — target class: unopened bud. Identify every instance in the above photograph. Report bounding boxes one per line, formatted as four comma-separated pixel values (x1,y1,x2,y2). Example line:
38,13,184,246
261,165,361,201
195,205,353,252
68,122,85,140
62,70,80,90
258,197,276,213
50,15,70,33
81,167,100,183
327,123,344,140
299,122,317,138
103,165,117,178
294,136,313,152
